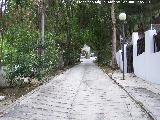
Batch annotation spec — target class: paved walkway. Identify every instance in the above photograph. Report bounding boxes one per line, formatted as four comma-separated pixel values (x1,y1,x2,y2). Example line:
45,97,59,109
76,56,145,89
112,71,160,120
0,59,151,120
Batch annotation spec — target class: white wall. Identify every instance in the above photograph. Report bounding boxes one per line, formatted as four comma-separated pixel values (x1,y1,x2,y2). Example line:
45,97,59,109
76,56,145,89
133,52,147,80
132,32,147,80
146,52,160,83
116,50,121,68
132,30,160,84
116,44,127,73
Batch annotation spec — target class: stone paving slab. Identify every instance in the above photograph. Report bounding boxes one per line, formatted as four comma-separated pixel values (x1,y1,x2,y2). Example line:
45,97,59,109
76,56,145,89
112,71,160,120
0,59,151,120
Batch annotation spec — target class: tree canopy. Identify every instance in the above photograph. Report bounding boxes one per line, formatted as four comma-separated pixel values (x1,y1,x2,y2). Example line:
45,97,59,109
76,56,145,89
0,0,159,85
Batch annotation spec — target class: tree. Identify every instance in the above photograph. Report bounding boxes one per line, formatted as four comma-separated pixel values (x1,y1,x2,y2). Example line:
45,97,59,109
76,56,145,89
38,0,45,56
2,0,156,86
111,0,117,69
0,0,3,69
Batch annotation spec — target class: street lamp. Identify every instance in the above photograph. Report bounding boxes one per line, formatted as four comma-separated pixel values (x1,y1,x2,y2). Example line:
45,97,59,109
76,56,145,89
119,13,126,21
119,13,126,80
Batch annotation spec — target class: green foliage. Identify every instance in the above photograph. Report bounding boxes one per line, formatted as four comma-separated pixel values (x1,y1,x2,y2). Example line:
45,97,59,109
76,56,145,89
0,0,129,86
1,0,62,86
76,3,112,65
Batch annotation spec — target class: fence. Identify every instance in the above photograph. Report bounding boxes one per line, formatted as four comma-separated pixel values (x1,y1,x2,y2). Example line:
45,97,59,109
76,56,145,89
126,44,134,73
154,32,160,52
132,30,160,84
137,37,145,56
116,29,160,84
116,44,127,74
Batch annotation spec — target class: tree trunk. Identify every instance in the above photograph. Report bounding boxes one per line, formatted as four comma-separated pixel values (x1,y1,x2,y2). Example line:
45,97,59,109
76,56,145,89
37,0,45,79
64,0,72,66
111,0,117,69
38,0,45,56
0,0,4,69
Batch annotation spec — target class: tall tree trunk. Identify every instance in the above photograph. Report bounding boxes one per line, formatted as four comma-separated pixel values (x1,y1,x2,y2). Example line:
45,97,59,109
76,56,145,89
37,0,45,79
111,0,117,69
64,0,72,66
38,0,45,56
0,0,4,69
41,0,45,50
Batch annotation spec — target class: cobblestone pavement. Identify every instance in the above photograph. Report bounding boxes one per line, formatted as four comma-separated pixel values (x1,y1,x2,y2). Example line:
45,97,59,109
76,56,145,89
112,71,160,120
0,59,151,120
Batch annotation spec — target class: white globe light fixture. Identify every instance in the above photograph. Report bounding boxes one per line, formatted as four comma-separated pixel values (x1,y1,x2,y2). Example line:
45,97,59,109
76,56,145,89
119,13,126,21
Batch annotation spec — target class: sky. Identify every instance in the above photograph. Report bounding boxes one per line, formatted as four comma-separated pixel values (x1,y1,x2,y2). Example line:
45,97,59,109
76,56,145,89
77,0,151,4
0,0,6,11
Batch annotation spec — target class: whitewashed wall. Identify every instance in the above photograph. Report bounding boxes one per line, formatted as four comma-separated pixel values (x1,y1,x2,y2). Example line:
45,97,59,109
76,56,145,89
116,44,127,73
132,30,160,84
116,30,160,84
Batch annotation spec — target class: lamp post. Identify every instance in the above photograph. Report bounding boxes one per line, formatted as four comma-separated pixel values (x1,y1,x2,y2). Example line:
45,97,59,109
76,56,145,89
119,13,126,80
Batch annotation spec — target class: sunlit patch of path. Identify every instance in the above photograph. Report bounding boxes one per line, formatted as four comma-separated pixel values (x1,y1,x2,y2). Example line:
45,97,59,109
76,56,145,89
0,58,150,120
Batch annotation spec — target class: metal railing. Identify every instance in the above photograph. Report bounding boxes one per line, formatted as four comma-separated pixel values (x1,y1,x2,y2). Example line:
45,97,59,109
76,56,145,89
126,44,134,73
153,32,160,53
137,37,145,56
147,24,160,33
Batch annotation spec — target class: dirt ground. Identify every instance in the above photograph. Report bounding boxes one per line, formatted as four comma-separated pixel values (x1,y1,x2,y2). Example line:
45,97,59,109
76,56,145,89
0,84,39,111
100,65,115,76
